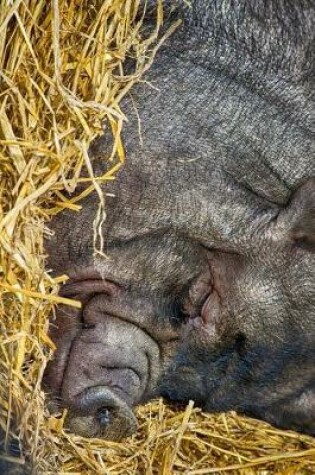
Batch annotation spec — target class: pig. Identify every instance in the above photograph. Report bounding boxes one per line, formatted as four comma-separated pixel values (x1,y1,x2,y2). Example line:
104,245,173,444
44,0,315,440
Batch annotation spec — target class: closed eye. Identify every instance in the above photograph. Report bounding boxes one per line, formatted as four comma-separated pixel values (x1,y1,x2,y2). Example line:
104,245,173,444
82,323,96,330
293,236,315,252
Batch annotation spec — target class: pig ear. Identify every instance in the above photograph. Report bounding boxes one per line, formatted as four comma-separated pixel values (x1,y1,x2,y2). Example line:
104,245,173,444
283,178,315,250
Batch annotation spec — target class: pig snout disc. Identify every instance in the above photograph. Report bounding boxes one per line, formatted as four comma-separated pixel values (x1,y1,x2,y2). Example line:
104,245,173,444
66,386,138,441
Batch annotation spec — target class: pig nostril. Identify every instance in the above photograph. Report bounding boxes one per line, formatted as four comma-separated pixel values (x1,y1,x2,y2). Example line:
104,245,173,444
97,407,111,427
66,388,138,439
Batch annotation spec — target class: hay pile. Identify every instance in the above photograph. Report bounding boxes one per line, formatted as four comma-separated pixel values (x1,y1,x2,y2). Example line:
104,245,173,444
0,1,314,473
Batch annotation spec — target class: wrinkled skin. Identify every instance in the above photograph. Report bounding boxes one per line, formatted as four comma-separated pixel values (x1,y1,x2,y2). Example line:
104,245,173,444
44,0,315,439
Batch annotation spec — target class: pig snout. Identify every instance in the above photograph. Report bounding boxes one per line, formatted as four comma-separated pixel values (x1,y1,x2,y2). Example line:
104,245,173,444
66,386,137,440
44,276,178,440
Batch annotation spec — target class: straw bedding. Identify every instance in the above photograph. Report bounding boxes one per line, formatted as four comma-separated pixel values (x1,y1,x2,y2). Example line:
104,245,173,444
0,1,314,473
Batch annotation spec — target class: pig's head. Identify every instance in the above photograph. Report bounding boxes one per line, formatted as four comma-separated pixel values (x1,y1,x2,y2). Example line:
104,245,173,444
44,0,315,438
44,176,315,439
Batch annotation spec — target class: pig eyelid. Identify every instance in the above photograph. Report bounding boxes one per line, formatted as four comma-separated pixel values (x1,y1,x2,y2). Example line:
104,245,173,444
200,242,241,255
292,236,315,253
82,323,96,330
157,299,188,326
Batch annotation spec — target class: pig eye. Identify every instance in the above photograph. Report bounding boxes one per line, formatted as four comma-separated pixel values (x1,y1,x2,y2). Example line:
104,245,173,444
82,323,96,330
167,297,188,326
234,332,247,356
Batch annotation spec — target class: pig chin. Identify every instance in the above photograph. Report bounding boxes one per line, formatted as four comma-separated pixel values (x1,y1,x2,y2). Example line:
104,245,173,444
45,283,163,441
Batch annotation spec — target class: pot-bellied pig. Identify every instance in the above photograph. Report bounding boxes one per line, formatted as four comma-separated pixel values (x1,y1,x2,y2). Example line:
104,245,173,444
44,0,315,440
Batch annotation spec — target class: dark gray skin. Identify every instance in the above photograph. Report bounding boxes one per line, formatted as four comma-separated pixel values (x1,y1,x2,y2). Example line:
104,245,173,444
44,0,315,440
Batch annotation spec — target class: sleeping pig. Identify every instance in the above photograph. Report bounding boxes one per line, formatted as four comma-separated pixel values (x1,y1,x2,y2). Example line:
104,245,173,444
44,0,315,440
